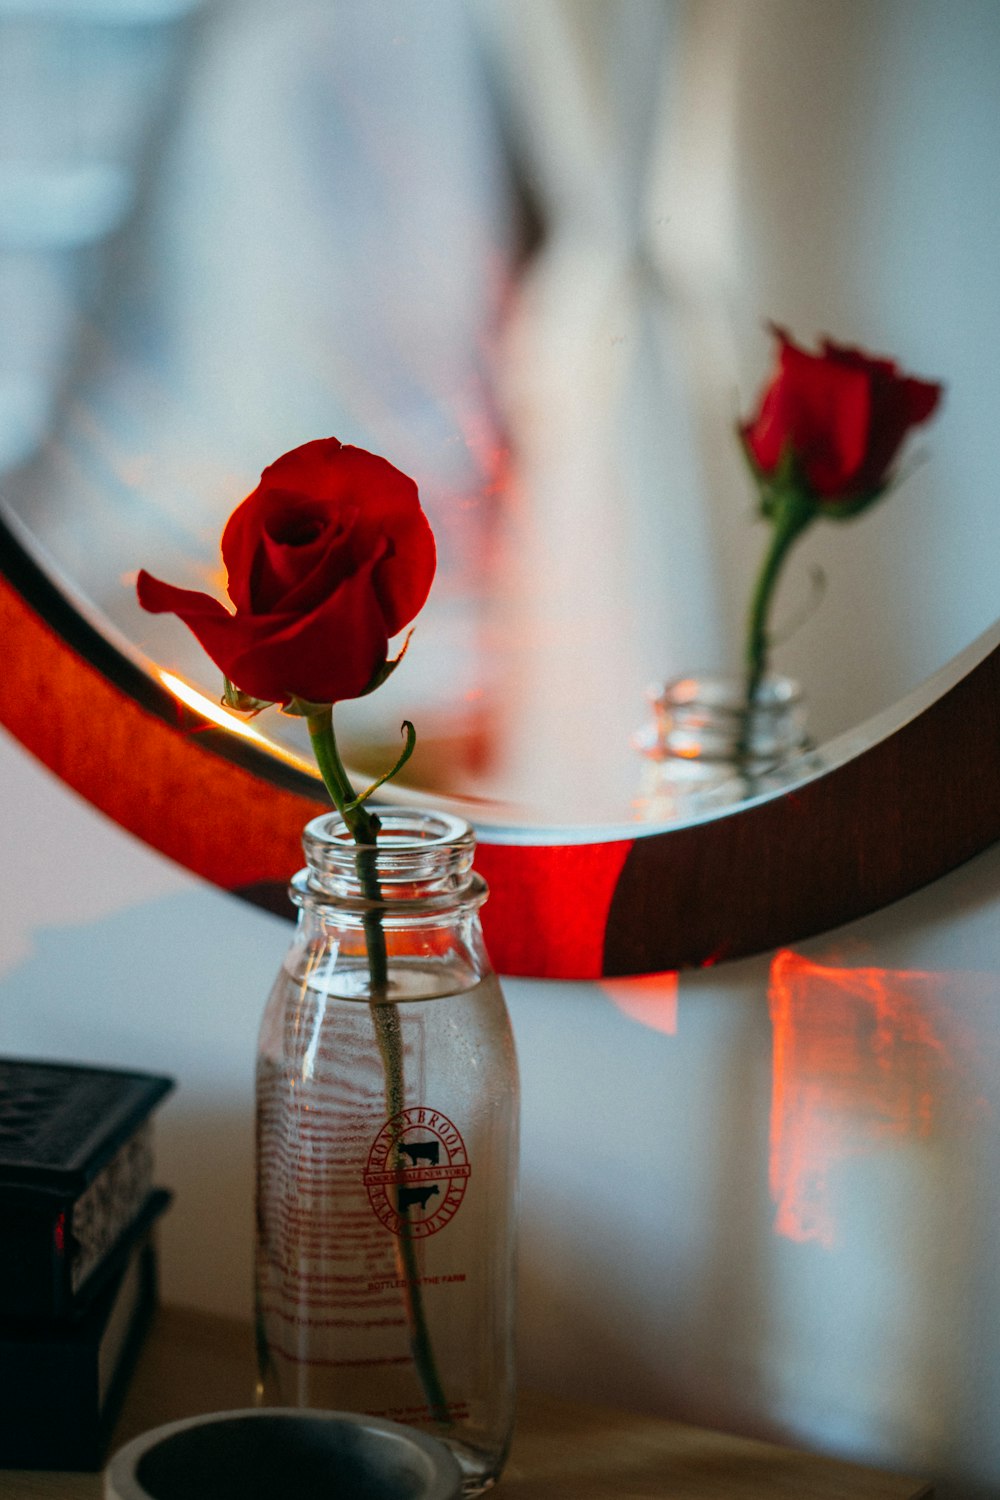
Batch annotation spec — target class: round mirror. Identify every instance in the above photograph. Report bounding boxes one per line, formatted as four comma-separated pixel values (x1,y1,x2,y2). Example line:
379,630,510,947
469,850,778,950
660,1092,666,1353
2,0,999,975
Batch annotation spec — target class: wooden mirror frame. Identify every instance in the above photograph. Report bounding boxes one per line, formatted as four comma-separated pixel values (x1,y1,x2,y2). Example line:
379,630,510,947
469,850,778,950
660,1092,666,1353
3,508,999,978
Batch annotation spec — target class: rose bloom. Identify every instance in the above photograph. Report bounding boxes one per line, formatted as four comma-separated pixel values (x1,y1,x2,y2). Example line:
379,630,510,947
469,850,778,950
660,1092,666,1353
741,326,943,505
137,438,436,707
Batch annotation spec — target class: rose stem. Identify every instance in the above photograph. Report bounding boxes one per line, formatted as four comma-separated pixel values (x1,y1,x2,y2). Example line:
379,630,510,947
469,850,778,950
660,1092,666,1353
307,708,450,1425
744,486,815,708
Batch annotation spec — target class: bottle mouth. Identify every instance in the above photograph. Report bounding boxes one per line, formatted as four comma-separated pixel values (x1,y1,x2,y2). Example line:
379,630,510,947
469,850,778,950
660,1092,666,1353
304,805,475,857
298,804,483,909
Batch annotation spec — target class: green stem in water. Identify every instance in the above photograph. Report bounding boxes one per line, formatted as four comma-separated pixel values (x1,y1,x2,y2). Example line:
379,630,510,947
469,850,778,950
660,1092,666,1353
745,486,816,707
306,709,449,1425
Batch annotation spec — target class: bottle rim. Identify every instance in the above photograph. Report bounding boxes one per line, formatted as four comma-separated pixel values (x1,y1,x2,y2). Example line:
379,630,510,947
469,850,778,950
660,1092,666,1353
303,805,475,857
298,804,484,912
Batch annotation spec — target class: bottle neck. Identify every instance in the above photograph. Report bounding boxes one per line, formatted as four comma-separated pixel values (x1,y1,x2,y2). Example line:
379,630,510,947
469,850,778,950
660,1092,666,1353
294,805,487,918
290,807,492,1001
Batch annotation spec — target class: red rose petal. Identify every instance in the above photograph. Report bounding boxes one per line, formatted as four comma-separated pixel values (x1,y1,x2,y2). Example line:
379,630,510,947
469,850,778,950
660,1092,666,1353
142,437,436,708
221,439,435,634
136,570,260,689
223,550,391,705
324,444,436,634
743,328,942,503
777,338,872,496
254,490,359,613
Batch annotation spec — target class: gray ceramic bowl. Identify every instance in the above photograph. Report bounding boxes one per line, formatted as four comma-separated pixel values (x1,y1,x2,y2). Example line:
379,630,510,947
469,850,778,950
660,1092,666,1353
104,1407,464,1500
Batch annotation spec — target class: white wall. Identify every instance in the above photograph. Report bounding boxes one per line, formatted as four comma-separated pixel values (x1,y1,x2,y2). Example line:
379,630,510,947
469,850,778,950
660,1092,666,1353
3,721,1000,1497
3,5,999,1496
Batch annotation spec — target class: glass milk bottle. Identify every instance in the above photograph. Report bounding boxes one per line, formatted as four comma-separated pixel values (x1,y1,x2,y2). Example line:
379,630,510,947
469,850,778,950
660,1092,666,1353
255,806,519,1495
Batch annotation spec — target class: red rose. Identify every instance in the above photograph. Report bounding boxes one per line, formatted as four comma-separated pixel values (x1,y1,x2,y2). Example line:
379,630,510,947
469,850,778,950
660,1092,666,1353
741,326,942,506
137,438,436,707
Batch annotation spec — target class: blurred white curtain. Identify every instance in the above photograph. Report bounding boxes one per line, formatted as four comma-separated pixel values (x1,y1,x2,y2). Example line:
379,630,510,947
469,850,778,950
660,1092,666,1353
0,0,199,470
471,0,729,818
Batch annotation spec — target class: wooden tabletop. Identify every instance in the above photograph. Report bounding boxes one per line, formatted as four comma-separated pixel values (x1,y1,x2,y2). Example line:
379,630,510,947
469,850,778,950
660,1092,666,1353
6,1305,932,1499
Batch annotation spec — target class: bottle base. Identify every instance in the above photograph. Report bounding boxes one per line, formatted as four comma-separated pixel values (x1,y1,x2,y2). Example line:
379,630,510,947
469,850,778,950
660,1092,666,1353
449,1439,506,1497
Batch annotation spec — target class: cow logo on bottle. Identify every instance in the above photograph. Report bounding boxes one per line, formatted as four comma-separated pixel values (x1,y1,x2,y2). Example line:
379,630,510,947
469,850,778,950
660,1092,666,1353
363,1107,471,1238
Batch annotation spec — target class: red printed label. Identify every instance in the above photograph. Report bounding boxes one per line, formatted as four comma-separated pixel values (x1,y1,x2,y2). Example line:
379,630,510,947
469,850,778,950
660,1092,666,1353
363,1108,471,1238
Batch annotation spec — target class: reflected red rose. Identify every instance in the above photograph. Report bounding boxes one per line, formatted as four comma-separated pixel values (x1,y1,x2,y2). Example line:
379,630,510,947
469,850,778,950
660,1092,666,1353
741,327,943,505
137,438,436,707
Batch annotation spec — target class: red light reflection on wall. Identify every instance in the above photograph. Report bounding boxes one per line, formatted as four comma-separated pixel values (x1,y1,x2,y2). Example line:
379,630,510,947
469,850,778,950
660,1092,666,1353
599,972,679,1034
768,949,970,1248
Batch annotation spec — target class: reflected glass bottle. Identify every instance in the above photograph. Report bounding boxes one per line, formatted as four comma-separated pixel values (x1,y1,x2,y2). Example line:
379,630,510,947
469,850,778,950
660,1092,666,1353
255,806,519,1496
632,671,812,822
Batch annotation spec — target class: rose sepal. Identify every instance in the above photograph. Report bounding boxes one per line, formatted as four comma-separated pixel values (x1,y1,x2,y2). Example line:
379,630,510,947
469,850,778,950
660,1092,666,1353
738,437,813,522
222,678,274,716
814,483,888,521
741,426,895,523
359,629,414,697
282,693,338,719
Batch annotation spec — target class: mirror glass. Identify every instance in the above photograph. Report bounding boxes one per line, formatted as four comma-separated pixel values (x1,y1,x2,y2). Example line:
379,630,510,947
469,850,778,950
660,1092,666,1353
3,0,998,834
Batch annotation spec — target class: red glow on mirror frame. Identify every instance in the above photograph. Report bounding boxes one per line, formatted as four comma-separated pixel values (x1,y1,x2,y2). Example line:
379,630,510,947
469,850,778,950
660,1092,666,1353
768,949,963,1249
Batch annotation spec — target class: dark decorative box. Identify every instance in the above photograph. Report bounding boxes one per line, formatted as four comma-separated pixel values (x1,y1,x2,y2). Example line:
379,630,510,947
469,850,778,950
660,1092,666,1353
0,1225,162,1469
0,1056,173,1321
